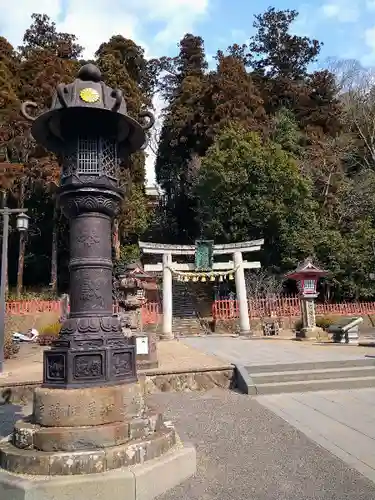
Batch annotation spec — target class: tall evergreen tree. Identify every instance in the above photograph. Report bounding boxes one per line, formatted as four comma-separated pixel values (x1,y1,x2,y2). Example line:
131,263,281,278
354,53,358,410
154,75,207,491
155,34,208,241
95,35,155,256
248,7,321,80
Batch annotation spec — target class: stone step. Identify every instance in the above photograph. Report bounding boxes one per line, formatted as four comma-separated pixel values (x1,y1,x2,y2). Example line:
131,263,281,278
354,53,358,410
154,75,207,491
172,317,203,336
245,357,375,374
254,375,375,395
251,366,375,384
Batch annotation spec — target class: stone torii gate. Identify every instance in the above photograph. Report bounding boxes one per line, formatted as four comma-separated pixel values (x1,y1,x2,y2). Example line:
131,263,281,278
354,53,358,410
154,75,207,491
139,239,264,338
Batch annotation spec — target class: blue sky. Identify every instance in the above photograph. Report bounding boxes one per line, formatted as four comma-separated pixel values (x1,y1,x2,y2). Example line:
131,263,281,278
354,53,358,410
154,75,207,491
2,0,375,65
1,0,375,185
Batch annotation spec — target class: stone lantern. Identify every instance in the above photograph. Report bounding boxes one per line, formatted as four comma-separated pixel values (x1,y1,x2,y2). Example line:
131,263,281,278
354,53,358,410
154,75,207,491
117,263,159,369
0,64,195,500
286,257,328,339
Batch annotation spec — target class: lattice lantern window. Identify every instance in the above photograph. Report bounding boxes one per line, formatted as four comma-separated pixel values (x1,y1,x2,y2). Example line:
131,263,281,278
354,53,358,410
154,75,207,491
61,136,119,184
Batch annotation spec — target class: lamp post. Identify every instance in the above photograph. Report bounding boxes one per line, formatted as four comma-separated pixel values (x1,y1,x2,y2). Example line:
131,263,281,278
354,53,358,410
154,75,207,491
0,208,29,372
286,257,328,339
0,64,196,498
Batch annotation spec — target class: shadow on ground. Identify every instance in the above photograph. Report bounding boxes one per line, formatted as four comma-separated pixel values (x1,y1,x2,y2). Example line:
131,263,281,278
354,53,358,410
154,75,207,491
0,388,25,438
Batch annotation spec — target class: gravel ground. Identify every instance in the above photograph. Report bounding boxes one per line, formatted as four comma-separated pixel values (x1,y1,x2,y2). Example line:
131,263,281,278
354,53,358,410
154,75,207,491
1,390,375,500
146,389,375,500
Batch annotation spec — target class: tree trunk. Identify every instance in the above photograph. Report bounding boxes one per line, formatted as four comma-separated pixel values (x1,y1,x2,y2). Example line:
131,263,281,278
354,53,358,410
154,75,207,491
50,197,58,295
1,190,9,298
16,232,26,298
16,179,26,298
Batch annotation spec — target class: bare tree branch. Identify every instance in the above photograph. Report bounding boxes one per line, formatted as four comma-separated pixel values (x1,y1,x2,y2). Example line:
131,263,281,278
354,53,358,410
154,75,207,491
329,58,375,170
245,269,284,298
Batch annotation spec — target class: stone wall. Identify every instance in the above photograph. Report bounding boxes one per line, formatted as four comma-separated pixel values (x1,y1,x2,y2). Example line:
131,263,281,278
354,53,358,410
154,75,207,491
0,368,235,406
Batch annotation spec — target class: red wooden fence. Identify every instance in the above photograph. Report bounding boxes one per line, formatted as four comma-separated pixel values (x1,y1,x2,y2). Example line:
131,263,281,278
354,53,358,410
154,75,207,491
5,300,159,325
6,298,375,325
212,297,375,320
6,300,61,315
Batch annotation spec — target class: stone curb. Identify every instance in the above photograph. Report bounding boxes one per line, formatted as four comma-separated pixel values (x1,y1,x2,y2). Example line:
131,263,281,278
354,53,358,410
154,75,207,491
233,364,256,395
0,442,197,500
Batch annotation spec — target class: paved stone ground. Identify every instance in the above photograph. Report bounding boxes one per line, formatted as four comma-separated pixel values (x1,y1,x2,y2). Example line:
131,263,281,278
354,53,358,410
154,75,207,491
1,390,375,499
257,388,375,484
148,390,375,500
182,337,374,366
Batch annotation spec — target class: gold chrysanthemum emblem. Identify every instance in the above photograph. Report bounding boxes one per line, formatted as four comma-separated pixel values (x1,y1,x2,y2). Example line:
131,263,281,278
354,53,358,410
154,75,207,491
79,87,100,103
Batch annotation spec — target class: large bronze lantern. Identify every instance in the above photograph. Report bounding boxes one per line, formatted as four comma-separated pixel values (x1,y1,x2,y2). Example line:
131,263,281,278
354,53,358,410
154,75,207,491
0,63,196,497
22,63,154,389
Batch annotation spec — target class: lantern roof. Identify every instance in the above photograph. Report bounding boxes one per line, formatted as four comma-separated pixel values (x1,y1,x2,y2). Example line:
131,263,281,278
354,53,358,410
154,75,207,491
285,257,329,281
118,262,158,290
21,63,154,156
124,262,154,280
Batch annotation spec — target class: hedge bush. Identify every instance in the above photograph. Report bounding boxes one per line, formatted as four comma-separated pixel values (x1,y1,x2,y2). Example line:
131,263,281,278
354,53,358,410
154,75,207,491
38,322,61,346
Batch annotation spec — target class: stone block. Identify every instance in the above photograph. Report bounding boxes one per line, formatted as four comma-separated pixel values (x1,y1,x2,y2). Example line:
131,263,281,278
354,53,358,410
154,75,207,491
0,442,51,475
129,417,152,439
130,443,196,500
33,421,130,452
33,383,143,427
13,421,39,450
104,442,140,470
48,450,106,475
0,443,196,500
0,466,135,500
0,427,177,475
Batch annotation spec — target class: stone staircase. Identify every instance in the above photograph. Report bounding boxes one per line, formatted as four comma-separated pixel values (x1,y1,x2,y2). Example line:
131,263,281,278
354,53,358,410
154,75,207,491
247,358,375,395
172,281,203,336
187,281,213,318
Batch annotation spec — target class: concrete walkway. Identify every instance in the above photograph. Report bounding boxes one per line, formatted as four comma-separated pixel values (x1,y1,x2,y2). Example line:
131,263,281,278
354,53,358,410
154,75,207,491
257,388,375,485
182,337,374,366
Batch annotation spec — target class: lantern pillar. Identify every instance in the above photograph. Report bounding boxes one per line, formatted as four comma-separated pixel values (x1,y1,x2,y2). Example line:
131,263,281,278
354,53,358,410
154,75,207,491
300,291,318,338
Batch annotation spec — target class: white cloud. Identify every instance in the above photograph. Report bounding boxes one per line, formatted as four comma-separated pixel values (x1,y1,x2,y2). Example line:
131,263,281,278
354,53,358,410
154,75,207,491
320,1,360,22
0,0,209,58
0,0,209,185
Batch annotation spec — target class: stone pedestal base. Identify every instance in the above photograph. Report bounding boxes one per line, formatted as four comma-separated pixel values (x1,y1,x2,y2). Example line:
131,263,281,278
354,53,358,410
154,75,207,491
0,382,196,498
0,443,196,500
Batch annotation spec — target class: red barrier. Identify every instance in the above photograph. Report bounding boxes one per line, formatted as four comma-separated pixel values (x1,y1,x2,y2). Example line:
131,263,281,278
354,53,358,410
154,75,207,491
212,297,375,320
6,299,160,324
8,298,375,324
6,300,61,315
141,302,160,325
